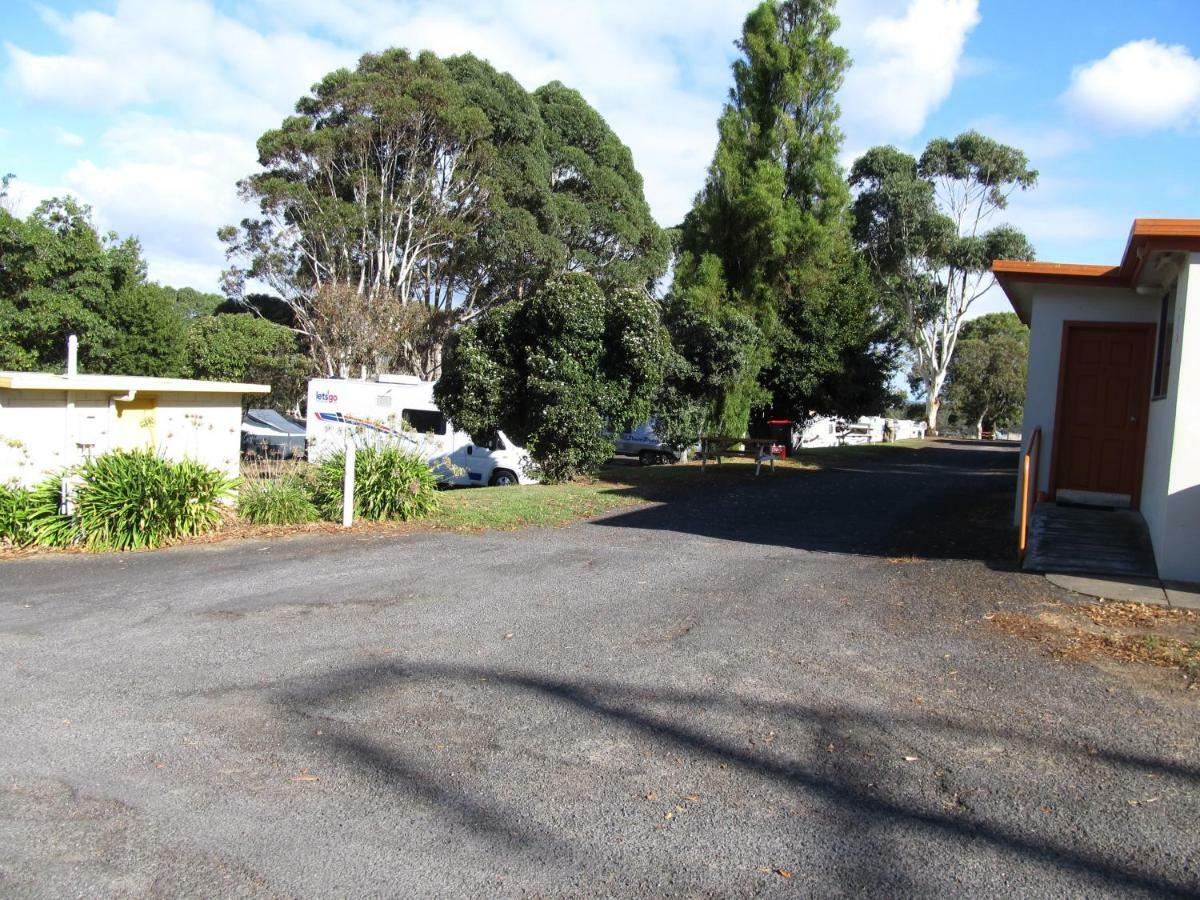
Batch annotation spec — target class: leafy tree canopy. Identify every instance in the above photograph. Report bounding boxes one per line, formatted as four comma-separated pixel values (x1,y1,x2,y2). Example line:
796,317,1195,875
654,271,763,449
186,314,308,413
944,311,1028,435
0,198,186,376
142,284,223,322
672,0,890,436
223,49,667,378
850,130,1036,432
435,273,668,481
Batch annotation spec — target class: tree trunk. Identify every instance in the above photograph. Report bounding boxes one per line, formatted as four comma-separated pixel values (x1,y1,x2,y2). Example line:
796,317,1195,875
975,415,984,440
925,395,941,436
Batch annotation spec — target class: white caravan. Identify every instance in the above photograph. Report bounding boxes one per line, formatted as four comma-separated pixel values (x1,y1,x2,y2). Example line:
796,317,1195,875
888,419,926,441
798,416,839,449
306,376,536,487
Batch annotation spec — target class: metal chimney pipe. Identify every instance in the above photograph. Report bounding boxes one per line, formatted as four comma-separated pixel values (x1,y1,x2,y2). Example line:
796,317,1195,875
67,334,78,377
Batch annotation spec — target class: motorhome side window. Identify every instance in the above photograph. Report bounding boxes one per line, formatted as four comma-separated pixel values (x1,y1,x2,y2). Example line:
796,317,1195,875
402,409,447,435
1153,289,1175,399
471,431,501,451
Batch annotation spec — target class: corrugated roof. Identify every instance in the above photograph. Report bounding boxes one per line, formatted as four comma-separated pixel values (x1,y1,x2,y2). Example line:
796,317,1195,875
245,408,305,434
0,372,270,394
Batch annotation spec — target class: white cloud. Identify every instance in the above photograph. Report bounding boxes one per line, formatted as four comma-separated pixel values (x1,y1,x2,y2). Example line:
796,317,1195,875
53,127,84,147
4,0,985,285
839,0,981,146
59,115,257,289
142,254,226,293
1064,39,1200,131
5,0,354,133
966,115,1089,163
2,177,70,218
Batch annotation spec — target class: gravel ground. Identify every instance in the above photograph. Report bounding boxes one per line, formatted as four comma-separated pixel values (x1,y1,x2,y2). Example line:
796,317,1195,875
0,440,1196,898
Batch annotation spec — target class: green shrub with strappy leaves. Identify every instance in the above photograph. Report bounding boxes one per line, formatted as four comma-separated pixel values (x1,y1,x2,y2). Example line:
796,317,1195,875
6,451,235,551
0,481,64,547
0,479,77,548
312,445,440,522
238,473,320,525
24,478,78,548
69,451,235,550
0,483,32,546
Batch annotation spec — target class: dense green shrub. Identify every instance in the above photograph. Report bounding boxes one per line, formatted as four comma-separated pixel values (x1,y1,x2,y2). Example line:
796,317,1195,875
69,451,234,550
0,484,31,545
435,273,669,482
0,483,43,546
238,475,320,525
312,445,440,522
6,479,77,548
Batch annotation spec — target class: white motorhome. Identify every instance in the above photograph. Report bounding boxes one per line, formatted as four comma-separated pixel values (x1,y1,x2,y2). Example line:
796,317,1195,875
306,376,536,487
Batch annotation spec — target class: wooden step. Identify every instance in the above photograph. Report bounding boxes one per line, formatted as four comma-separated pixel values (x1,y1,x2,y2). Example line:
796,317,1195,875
1024,503,1158,579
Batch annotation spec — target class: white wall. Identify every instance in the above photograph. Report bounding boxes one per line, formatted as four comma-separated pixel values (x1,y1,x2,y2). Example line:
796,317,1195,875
154,394,244,481
1147,256,1200,584
1015,285,1159,520
0,390,112,485
0,390,245,487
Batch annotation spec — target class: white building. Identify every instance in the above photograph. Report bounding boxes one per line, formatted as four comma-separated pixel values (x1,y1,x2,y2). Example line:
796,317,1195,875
995,219,1199,585
0,372,269,487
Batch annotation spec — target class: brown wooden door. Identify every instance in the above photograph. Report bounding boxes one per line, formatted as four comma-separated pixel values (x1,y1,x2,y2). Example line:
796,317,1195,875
1054,324,1154,503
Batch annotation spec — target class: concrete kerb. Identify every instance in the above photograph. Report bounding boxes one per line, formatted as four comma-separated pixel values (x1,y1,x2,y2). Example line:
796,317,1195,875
1045,572,1200,610
1164,582,1200,611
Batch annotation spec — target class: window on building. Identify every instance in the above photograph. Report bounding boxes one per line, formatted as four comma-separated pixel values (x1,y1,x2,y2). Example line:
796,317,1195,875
1153,289,1176,399
402,408,447,435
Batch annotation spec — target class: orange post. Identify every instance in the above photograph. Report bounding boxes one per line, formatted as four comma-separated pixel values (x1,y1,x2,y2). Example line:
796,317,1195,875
1018,427,1042,560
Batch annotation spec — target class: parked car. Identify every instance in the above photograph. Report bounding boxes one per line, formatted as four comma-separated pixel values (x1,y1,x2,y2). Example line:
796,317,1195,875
613,419,684,466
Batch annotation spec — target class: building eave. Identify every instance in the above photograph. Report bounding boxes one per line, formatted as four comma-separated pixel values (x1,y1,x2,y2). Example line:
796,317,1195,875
992,217,1200,323
0,372,271,394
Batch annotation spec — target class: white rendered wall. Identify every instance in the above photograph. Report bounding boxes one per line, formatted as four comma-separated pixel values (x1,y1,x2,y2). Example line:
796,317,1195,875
153,394,244,482
0,390,113,486
0,391,245,487
1148,256,1200,583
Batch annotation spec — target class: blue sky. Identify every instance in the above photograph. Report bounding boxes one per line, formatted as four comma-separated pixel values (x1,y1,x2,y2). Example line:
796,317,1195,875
2,0,1199,317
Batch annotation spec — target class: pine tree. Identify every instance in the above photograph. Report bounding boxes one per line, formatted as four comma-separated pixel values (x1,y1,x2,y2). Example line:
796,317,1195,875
673,0,890,436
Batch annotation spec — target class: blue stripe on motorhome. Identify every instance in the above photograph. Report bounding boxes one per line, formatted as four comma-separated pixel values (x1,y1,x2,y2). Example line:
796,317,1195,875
469,472,482,481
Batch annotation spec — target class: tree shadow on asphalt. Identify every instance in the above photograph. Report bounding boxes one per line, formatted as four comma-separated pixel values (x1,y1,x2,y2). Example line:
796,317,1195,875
594,442,1022,566
278,661,1200,896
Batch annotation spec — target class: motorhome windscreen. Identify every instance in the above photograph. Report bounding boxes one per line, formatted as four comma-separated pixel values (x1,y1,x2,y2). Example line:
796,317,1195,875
402,409,447,435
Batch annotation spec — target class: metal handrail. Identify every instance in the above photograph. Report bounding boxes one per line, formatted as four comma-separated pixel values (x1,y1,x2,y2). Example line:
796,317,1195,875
1018,426,1042,561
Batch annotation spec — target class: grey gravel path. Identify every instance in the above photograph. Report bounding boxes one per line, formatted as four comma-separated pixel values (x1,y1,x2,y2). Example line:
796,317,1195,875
1,441,1197,898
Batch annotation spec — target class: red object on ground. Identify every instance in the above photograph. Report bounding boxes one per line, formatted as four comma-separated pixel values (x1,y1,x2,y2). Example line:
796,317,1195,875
766,419,795,458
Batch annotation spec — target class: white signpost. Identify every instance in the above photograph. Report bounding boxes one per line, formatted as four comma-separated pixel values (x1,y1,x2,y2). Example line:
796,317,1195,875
342,442,356,528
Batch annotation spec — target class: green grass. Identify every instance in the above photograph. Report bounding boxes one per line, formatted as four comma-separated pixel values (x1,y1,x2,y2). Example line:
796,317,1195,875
426,440,923,532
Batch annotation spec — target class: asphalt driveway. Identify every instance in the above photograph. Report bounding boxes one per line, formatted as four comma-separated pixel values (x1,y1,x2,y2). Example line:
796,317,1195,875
1,441,1197,897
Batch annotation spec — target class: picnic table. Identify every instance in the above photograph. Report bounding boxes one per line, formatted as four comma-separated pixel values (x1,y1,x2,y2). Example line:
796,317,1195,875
698,435,781,476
